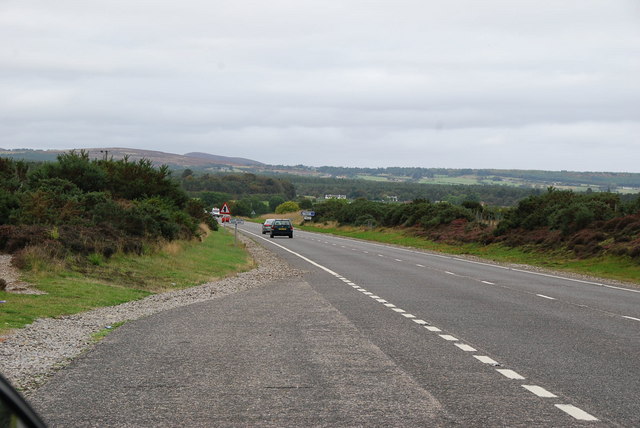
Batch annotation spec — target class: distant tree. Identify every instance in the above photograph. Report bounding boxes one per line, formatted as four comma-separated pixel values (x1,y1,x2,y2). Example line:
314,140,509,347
275,201,300,214
269,196,286,212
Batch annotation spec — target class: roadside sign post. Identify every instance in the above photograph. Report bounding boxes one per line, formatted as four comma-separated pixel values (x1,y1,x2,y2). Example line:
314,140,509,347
220,203,231,226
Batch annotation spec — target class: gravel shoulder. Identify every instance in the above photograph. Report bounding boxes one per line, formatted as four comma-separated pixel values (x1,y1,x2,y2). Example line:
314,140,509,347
0,235,303,394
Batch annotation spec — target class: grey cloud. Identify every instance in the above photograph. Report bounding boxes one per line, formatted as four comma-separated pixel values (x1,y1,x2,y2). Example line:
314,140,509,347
1,0,639,171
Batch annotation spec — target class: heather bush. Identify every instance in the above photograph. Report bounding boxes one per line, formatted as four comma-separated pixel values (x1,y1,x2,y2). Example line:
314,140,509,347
0,152,211,264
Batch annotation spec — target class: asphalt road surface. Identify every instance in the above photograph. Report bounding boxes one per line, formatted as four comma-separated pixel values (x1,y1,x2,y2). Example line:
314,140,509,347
31,223,640,426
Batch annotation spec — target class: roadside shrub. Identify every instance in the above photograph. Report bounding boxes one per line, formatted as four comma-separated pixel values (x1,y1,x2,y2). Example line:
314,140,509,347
87,253,104,266
275,201,300,214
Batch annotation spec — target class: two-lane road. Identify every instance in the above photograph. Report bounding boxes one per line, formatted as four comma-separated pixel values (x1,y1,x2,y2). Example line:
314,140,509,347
239,222,640,426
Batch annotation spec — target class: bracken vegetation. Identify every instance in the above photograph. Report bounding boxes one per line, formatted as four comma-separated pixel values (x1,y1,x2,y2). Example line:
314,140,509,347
308,188,640,261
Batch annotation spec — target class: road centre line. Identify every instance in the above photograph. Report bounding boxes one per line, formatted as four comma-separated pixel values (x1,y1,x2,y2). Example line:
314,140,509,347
439,335,458,341
474,355,500,366
496,369,525,380
522,385,557,398
244,228,601,423
454,343,477,352
554,404,599,421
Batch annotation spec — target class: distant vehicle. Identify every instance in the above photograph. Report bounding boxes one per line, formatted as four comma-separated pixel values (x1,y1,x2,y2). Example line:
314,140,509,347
270,219,293,238
262,218,275,234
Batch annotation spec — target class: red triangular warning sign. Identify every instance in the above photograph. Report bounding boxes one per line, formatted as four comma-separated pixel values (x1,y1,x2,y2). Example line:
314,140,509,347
220,203,231,215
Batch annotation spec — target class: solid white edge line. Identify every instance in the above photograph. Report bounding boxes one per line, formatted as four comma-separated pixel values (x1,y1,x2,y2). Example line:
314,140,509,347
554,404,598,421
522,385,557,398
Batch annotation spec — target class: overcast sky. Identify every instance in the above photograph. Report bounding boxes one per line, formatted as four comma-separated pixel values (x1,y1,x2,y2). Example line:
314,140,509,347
1,1,639,171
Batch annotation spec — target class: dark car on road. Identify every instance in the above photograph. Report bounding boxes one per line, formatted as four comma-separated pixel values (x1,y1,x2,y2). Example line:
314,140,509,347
270,219,293,238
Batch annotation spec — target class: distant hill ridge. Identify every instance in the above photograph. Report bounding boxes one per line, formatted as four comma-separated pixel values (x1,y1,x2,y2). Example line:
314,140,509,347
2,147,640,192
184,152,263,166
0,147,262,167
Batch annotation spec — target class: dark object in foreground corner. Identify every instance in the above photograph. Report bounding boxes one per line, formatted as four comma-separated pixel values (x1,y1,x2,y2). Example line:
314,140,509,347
0,374,47,428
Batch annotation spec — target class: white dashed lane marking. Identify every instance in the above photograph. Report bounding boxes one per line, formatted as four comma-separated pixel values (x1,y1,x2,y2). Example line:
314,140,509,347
454,343,477,352
497,369,525,380
522,385,558,398
623,315,640,322
555,404,599,421
439,335,459,341
474,355,500,366
537,294,556,300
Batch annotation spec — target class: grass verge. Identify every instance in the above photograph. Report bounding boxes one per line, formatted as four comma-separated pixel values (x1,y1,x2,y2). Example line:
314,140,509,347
0,228,252,335
91,321,128,343
298,224,640,285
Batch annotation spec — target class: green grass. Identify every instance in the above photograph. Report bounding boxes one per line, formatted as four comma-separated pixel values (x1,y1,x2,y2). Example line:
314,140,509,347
91,321,127,343
0,229,252,334
298,224,640,285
